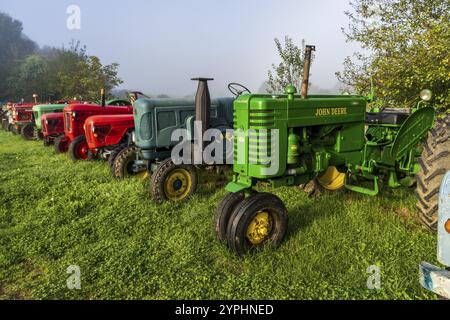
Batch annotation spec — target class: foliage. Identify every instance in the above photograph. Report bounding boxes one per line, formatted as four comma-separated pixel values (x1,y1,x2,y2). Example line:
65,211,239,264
5,40,123,102
51,42,123,101
337,0,450,109
0,131,438,300
267,37,306,94
0,12,37,99
10,55,49,99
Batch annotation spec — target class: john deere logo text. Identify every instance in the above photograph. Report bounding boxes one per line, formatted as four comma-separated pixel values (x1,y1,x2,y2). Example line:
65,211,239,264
315,107,348,116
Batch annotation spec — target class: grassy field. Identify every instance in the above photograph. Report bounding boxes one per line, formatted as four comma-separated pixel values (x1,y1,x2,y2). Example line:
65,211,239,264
0,130,438,300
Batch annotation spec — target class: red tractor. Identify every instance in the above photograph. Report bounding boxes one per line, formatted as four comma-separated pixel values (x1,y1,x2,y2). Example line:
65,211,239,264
41,112,65,146
55,99,132,160
84,114,135,163
9,103,36,134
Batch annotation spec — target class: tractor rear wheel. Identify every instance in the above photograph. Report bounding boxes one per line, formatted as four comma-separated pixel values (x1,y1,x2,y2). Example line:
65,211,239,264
416,115,450,231
150,158,198,204
68,135,89,161
214,192,245,243
54,136,69,153
21,123,35,140
226,192,288,256
112,146,148,180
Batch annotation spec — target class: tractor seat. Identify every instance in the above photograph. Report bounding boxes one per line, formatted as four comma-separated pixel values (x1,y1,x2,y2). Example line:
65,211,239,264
366,108,410,125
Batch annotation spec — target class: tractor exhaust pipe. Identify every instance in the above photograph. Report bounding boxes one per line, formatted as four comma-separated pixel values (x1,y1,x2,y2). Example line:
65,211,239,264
301,45,316,99
191,77,214,164
192,78,214,136
101,88,106,107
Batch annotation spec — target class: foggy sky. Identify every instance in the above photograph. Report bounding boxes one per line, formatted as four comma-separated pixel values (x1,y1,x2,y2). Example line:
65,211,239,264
1,0,360,97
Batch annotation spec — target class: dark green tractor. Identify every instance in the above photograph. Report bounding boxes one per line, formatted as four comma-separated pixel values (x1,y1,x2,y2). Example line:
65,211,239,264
118,78,237,202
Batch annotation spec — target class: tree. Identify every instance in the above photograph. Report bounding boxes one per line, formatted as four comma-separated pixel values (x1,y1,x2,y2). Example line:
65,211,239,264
10,55,49,99
337,0,450,109
0,12,37,99
46,41,123,101
267,37,306,93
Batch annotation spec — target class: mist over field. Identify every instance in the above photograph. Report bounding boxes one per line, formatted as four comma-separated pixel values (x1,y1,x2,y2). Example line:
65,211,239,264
0,0,360,97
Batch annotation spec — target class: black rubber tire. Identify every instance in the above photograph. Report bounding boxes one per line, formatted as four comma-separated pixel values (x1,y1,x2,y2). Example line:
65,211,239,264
416,115,450,231
87,150,97,161
112,146,146,179
214,192,245,243
68,135,88,161
21,123,35,140
43,138,51,147
54,136,69,154
108,144,127,169
150,158,198,204
34,127,43,140
226,192,288,256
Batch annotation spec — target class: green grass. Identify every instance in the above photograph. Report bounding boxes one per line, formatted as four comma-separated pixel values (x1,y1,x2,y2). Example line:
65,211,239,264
0,130,438,300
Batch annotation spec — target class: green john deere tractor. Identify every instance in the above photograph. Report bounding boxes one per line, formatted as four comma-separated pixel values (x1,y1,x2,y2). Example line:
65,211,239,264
214,45,446,256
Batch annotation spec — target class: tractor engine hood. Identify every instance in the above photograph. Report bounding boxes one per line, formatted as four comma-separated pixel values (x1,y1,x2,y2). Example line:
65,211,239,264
85,114,135,127
33,104,67,113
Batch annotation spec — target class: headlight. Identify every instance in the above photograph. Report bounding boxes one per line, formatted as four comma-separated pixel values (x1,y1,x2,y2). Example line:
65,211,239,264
445,219,450,234
420,89,432,101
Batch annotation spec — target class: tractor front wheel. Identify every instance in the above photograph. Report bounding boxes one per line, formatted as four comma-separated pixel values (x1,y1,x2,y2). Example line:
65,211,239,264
226,192,288,256
34,127,43,140
21,123,35,140
68,136,89,161
43,138,51,147
108,145,127,169
214,192,245,243
150,158,198,204
112,146,148,180
54,136,69,153
416,115,450,230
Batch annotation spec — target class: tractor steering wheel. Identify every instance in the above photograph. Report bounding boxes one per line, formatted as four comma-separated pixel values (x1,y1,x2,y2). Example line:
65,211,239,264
228,83,251,97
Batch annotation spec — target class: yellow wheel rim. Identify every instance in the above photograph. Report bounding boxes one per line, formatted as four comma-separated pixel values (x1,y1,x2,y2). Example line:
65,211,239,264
136,171,150,181
317,166,345,191
246,211,273,245
164,168,192,201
